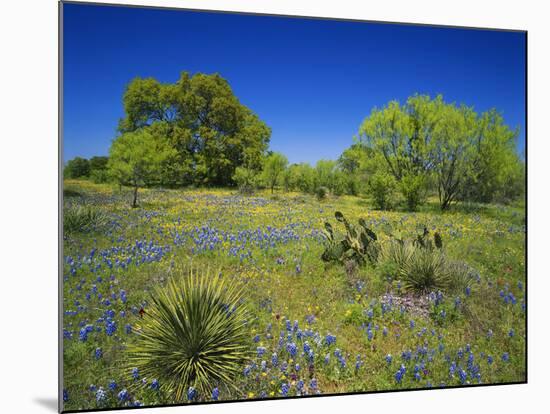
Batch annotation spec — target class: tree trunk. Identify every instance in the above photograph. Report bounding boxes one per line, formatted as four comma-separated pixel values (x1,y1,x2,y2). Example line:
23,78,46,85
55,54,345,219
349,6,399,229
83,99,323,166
132,186,138,208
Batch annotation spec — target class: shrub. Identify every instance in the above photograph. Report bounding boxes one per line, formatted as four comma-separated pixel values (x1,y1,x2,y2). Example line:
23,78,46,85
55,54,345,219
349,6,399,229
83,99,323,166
63,205,108,233
367,172,396,210
316,186,329,200
398,248,450,293
381,240,415,271
128,269,251,400
399,174,426,211
233,167,260,195
445,260,478,293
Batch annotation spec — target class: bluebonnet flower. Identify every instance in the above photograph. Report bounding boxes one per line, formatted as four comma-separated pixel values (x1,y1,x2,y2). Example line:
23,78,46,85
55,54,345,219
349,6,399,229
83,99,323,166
187,387,197,401
108,380,117,391
96,387,107,403
297,380,304,392
286,320,292,332
414,372,421,381
409,320,415,329
465,286,471,296
105,320,117,336
257,346,266,358
309,378,318,390
295,265,302,274
487,355,494,365
383,326,388,337
125,324,132,334
243,365,252,376
487,329,493,339
281,383,290,396
509,329,515,338
367,329,374,341
132,367,139,380
79,327,89,342
305,314,315,324
271,352,278,366
385,354,393,365
151,379,159,390
287,342,297,357
94,347,102,359
458,369,467,384
211,387,219,401
89,384,97,392
120,290,127,304
261,360,267,371
118,389,129,402
502,353,510,362
63,389,68,402
324,354,330,364
325,334,336,346
395,365,406,383
355,355,363,371
253,334,260,343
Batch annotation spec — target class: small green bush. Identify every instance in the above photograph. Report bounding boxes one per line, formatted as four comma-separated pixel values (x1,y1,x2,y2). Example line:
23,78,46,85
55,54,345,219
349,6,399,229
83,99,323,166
399,174,426,211
233,167,260,195
368,172,396,210
316,186,329,200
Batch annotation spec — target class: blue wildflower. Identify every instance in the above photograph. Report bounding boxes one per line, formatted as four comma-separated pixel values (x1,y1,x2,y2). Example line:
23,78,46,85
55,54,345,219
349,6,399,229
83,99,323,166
211,387,219,401
187,386,197,401
96,387,107,403
118,389,129,402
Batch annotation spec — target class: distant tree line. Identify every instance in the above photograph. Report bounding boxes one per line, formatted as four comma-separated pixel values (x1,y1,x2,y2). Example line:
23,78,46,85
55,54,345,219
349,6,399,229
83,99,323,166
64,72,524,210
64,155,110,183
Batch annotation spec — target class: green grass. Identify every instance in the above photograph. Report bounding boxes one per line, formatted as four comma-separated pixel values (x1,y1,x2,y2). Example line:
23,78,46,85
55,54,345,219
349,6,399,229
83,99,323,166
62,179,526,410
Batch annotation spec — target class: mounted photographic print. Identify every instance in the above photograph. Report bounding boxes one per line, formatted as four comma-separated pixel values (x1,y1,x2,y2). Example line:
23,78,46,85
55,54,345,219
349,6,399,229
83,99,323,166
60,1,527,411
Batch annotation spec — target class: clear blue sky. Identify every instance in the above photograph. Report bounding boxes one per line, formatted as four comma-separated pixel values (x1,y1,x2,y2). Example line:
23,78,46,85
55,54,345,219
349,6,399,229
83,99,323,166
63,2,526,164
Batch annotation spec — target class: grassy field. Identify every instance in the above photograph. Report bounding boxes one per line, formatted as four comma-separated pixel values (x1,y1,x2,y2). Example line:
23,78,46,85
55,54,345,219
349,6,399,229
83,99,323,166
62,179,526,410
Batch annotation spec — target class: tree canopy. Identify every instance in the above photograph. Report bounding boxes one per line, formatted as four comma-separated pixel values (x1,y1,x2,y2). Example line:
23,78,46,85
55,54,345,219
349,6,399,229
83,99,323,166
117,72,271,186
108,129,176,207
358,94,522,209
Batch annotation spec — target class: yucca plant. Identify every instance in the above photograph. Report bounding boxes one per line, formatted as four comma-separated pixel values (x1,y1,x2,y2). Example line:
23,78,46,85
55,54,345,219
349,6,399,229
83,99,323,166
399,248,450,293
63,205,108,233
128,269,251,401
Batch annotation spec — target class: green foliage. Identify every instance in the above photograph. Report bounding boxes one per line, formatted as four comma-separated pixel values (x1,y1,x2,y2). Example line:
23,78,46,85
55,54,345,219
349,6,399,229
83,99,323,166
118,72,271,187
316,186,329,200
128,269,251,401
358,94,524,209
233,166,260,195
64,205,108,233
64,157,90,179
321,211,379,267
399,173,426,211
367,171,396,210
261,152,288,193
399,248,450,293
108,129,176,207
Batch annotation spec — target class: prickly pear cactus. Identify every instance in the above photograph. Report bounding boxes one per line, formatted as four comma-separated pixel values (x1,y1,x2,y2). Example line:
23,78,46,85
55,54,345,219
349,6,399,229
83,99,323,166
321,211,379,266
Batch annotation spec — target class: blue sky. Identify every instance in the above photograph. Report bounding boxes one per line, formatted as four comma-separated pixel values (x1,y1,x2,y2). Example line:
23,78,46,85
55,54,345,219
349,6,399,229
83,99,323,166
63,2,526,164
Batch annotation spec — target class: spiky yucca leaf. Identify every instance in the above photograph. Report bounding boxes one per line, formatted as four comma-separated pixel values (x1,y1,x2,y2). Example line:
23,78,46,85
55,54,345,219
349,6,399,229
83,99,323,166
128,269,251,401
399,248,451,293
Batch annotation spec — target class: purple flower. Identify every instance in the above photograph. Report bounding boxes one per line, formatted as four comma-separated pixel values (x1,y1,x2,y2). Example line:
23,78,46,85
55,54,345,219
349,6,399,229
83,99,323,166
212,387,219,401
